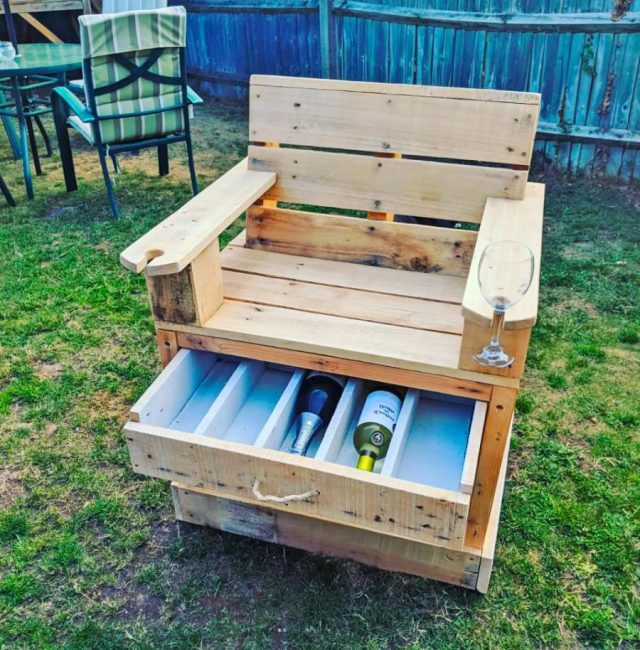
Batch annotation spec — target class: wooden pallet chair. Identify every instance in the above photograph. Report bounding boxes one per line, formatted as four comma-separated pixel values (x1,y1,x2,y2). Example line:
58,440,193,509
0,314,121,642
119,76,544,592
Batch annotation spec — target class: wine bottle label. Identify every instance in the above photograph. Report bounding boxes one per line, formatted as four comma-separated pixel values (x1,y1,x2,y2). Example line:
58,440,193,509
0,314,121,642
357,390,402,432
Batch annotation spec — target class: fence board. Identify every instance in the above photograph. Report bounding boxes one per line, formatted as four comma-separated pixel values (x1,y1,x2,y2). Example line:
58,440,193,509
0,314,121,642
182,0,640,180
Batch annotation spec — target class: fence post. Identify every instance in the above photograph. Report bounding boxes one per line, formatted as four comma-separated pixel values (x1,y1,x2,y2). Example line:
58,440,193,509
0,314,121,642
319,0,335,78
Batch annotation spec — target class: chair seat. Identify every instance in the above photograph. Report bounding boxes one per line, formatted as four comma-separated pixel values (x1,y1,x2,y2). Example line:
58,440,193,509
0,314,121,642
174,232,470,378
68,115,94,144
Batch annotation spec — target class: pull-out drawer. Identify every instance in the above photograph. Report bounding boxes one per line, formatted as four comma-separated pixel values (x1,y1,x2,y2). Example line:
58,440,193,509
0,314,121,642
125,349,487,549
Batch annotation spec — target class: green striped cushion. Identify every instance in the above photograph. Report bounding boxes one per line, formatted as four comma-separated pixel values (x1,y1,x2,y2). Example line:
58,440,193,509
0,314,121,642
78,7,186,58
78,7,187,145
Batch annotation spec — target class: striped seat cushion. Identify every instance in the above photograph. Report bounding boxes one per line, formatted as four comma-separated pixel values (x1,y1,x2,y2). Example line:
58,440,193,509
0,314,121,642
78,7,187,145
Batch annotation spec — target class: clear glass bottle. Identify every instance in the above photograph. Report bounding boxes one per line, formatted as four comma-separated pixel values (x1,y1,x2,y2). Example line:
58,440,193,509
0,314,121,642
353,385,404,471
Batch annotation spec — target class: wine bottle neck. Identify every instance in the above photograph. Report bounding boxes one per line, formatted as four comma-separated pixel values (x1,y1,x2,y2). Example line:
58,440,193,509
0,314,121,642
289,412,323,455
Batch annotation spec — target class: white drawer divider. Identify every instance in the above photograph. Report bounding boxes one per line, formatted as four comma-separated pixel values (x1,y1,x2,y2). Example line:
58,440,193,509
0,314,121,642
254,369,306,450
380,389,420,477
459,401,487,494
193,360,265,438
130,349,218,427
314,378,364,462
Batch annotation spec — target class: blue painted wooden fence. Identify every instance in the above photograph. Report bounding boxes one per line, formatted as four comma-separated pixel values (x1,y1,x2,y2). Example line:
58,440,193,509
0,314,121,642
179,0,640,180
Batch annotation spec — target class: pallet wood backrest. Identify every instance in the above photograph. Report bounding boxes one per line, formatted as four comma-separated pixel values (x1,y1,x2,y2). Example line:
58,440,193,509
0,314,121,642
245,76,540,278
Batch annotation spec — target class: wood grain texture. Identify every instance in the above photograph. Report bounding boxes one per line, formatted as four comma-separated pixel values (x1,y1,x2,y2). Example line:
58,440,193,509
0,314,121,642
460,401,487,495
250,77,539,165
159,300,471,380
465,386,517,549
222,270,464,335
476,422,511,594
120,158,276,276
176,332,494,401
125,421,470,548
156,329,179,369
146,241,223,326
0,0,84,11
171,483,482,589
222,236,467,305
168,309,519,388
251,75,541,104
248,145,527,224
458,319,532,380
19,12,63,42
462,182,545,329
245,205,476,277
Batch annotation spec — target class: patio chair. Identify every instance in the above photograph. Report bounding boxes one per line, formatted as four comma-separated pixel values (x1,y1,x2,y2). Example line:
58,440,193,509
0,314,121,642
51,6,201,218
67,0,168,95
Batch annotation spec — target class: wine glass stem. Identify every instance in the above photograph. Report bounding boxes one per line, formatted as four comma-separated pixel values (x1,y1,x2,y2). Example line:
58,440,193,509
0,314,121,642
490,309,506,348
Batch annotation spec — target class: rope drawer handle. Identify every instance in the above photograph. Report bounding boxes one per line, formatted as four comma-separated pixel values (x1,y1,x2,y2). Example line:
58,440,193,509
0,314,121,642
252,478,319,504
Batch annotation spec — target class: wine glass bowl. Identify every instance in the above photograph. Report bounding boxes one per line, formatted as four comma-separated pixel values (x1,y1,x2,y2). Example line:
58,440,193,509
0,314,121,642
473,241,534,368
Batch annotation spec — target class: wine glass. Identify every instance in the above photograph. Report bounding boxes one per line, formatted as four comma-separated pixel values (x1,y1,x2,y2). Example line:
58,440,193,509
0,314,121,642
473,241,534,368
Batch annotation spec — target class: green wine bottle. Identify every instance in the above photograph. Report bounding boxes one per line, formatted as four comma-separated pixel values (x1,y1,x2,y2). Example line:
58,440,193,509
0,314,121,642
353,385,404,471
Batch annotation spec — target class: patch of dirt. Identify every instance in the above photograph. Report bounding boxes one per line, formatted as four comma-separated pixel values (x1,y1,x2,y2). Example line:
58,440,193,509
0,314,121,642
34,361,64,380
90,390,131,420
550,297,598,317
115,584,165,623
0,468,25,507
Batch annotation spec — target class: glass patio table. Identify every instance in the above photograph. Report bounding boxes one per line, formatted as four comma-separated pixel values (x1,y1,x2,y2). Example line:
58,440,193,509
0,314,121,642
0,43,82,199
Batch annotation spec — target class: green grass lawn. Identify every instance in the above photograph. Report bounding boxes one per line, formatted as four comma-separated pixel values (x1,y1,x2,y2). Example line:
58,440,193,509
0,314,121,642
0,102,638,650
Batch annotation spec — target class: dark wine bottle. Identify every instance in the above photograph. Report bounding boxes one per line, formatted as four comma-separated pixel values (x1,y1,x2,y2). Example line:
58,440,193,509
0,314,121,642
289,372,345,456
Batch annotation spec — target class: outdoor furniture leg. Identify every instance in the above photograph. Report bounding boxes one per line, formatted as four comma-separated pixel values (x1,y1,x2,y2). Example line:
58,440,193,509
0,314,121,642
25,116,43,176
0,173,15,207
98,147,119,218
34,114,52,157
51,90,77,192
185,136,198,195
158,143,169,176
12,78,34,199
109,152,121,174
0,91,20,159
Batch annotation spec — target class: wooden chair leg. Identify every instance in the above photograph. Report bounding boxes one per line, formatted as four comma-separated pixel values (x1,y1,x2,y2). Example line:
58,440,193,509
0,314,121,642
51,91,77,192
465,386,517,549
158,143,169,176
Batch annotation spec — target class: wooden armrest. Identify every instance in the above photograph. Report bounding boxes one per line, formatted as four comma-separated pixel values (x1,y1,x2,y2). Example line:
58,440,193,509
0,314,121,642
462,182,545,330
120,158,276,276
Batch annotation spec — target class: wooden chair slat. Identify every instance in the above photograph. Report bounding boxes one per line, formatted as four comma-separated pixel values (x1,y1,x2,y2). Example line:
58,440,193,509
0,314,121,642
222,237,467,305
250,76,539,166
221,269,465,335
248,145,527,224
245,206,477,278
167,300,464,378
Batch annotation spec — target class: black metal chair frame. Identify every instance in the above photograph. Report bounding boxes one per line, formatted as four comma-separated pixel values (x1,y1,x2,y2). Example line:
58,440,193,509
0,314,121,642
52,46,199,218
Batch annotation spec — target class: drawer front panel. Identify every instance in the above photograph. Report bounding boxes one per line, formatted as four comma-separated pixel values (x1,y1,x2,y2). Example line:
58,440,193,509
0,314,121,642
126,348,486,550
125,421,469,548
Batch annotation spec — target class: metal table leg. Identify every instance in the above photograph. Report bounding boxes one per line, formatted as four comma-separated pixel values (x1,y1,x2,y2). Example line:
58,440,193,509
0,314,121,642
0,90,20,160
11,76,33,199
